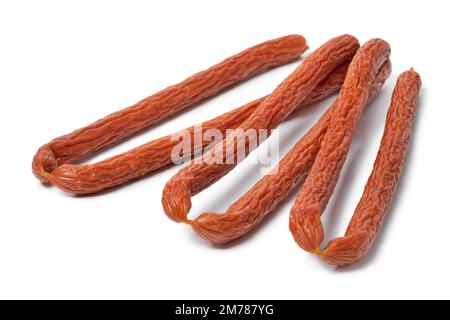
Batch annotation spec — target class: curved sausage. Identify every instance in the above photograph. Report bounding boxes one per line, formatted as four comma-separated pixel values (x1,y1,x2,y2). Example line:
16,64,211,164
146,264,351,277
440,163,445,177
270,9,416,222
289,39,391,253
33,35,308,185
319,69,421,266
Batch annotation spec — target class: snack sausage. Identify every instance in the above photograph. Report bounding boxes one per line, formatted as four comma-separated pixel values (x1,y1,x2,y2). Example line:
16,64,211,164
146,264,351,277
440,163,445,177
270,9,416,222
289,39,391,253
32,35,308,185
319,69,421,266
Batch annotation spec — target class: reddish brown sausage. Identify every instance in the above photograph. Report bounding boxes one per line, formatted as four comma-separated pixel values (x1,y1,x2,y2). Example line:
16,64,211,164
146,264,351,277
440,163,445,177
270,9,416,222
289,39,391,253
319,69,421,266
32,35,308,185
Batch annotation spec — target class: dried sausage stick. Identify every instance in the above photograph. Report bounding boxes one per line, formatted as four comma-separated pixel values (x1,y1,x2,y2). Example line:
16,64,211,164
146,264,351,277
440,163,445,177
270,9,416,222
191,60,391,244
162,35,360,223
319,70,421,266
32,35,308,184
39,62,349,194
289,39,391,253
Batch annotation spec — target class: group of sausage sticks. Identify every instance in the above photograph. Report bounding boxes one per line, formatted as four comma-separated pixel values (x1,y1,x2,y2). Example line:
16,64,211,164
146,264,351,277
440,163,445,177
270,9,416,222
33,34,421,266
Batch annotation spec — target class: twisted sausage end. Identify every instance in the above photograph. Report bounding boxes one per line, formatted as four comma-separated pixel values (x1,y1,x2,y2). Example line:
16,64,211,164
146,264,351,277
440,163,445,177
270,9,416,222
289,206,324,253
191,213,233,245
319,232,371,266
403,68,422,88
32,145,58,184
161,176,193,223
191,211,254,244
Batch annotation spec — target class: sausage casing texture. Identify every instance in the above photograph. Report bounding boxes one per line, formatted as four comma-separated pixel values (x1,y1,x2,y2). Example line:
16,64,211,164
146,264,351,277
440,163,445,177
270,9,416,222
289,39,391,253
32,35,307,185
319,69,421,266
42,62,350,194
162,35,360,223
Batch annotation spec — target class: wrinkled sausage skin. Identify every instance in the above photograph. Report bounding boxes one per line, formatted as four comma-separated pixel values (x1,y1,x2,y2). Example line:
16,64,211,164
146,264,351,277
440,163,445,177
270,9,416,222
320,69,421,266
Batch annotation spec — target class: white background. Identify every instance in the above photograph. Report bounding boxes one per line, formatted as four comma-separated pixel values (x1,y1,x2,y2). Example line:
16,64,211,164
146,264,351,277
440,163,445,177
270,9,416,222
0,0,448,299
